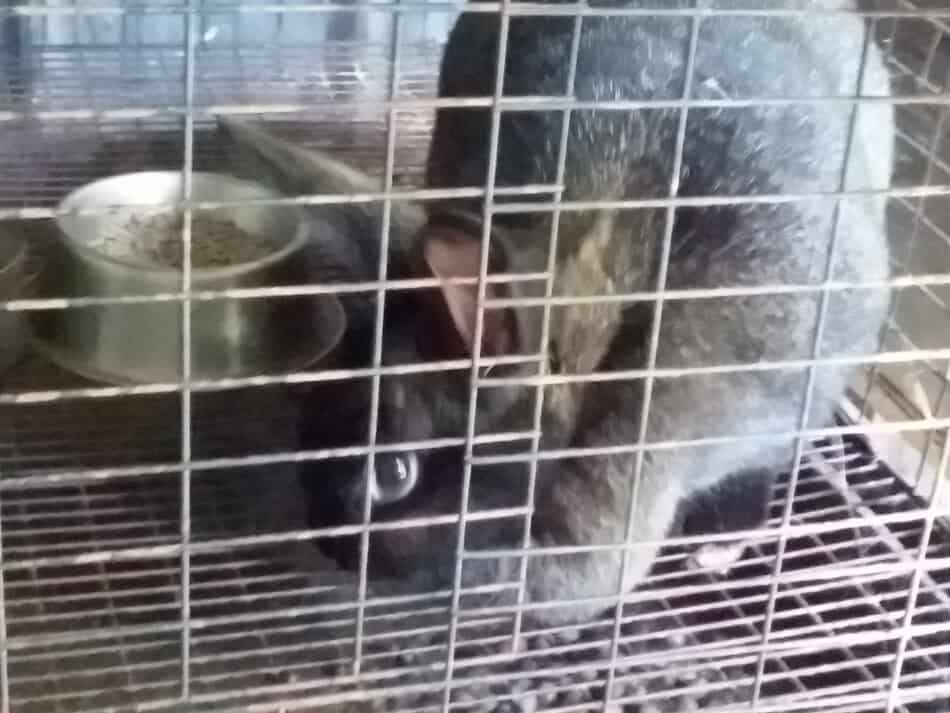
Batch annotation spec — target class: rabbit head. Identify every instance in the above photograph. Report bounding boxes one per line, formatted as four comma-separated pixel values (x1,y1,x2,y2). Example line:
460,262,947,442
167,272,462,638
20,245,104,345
214,120,546,591
298,210,552,594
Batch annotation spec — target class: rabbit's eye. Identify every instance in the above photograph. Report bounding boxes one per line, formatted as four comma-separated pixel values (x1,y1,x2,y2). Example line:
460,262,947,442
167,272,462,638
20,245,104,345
369,453,419,506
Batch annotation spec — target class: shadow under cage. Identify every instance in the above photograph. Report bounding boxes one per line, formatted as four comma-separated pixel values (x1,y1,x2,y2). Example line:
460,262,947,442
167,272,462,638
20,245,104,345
0,1,949,713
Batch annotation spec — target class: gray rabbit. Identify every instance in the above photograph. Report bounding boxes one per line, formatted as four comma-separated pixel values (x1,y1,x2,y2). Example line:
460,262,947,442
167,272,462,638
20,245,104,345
219,0,893,627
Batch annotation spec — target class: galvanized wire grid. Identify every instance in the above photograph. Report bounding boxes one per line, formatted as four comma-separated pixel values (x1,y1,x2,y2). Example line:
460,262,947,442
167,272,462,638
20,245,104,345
0,2,950,713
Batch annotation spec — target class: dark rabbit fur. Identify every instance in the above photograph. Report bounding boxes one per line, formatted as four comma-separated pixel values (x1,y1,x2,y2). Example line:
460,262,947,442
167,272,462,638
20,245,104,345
219,0,893,626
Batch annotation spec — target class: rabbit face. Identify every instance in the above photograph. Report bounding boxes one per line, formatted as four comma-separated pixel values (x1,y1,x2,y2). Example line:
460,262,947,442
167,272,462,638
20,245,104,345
299,216,537,587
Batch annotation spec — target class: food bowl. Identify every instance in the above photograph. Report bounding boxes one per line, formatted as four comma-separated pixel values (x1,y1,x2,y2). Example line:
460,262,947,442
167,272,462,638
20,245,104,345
30,171,346,385
0,228,30,377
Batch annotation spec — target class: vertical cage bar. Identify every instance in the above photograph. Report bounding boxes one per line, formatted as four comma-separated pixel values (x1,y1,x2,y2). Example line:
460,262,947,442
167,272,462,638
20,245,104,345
440,3,512,712
352,0,403,677
0,444,9,713
232,4,242,71
599,12,701,712
71,0,79,52
510,5,583,650
120,0,130,95
178,1,199,701
1,0,29,107
750,20,874,707
75,9,94,116
40,0,47,53
885,421,950,713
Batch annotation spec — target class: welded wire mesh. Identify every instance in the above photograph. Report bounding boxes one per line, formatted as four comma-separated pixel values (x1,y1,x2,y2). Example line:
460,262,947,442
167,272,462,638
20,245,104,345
0,2,949,713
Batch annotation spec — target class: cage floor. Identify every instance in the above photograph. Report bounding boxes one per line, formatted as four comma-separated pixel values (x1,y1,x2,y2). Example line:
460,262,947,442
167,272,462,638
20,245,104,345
0,362,948,713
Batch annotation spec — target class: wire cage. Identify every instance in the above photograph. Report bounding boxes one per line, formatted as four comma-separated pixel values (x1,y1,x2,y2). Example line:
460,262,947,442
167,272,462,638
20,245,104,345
0,1,949,713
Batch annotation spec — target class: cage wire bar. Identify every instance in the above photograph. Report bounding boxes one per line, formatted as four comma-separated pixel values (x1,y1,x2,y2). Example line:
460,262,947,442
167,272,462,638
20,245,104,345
353,0,404,677
0,1,948,713
751,14,876,710
601,11,701,713
440,2,512,709
179,1,198,700
509,0,583,652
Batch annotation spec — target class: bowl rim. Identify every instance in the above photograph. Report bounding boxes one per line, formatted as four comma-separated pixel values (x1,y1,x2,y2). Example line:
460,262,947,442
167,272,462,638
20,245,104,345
54,170,310,278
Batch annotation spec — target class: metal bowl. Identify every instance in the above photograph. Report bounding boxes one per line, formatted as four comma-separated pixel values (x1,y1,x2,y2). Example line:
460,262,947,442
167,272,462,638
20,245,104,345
30,171,346,385
0,228,30,377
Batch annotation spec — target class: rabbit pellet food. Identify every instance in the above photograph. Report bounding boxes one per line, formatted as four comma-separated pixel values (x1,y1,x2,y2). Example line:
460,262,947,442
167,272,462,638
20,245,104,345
91,212,277,269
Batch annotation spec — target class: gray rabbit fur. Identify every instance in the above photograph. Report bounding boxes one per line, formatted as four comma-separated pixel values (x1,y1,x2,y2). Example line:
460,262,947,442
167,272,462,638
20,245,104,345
218,0,893,628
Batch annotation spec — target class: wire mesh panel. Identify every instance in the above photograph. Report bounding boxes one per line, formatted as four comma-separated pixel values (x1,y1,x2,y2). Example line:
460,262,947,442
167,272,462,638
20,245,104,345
0,1,949,713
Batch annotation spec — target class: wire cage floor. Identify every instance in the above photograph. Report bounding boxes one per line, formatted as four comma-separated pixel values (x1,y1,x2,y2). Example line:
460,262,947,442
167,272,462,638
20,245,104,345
1,3,950,713
2,394,950,713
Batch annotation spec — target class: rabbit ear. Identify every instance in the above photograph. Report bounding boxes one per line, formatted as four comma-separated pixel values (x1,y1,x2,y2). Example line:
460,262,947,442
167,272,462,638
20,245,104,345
216,116,424,261
217,116,378,195
422,224,516,358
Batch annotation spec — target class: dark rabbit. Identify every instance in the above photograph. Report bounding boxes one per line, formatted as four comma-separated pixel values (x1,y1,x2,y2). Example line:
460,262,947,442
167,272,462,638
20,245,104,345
220,0,893,626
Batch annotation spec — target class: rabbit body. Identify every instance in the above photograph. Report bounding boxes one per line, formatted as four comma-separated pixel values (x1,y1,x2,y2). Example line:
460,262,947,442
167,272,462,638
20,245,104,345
220,0,893,627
